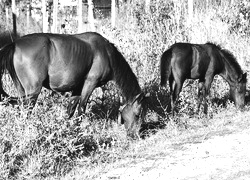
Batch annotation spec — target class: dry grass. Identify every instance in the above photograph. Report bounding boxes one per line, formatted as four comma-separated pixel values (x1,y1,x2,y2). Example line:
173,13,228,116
61,106,250,180
1,0,250,179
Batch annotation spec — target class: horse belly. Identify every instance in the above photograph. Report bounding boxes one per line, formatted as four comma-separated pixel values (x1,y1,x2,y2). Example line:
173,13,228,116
48,66,86,92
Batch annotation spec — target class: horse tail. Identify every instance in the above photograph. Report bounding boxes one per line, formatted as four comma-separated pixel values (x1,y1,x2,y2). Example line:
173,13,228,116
0,43,16,100
160,48,172,86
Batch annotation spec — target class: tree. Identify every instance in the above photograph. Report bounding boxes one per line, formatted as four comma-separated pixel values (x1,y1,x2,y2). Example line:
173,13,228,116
188,0,193,24
26,1,31,30
12,0,17,37
5,5,9,29
111,0,116,28
78,0,83,33
42,0,48,32
145,0,150,13
52,0,58,33
88,0,94,31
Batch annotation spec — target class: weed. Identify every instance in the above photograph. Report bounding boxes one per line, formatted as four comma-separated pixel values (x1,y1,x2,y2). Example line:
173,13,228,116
0,0,250,179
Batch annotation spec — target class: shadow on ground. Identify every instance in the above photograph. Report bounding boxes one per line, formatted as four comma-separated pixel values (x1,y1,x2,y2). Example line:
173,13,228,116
139,121,166,139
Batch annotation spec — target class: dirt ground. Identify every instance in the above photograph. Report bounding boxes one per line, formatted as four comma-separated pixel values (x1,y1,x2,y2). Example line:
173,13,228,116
98,128,250,180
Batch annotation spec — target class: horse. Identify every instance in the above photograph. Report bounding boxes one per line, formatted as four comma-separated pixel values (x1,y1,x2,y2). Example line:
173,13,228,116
0,31,19,48
160,42,247,114
0,32,148,138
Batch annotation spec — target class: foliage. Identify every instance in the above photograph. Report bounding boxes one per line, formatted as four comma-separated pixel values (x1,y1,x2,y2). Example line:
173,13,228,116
0,92,128,179
0,0,250,179
217,0,250,36
100,0,244,118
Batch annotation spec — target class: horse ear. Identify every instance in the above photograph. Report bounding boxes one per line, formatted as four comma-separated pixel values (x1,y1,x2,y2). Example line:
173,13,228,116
238,73,247,83
243,72,247,82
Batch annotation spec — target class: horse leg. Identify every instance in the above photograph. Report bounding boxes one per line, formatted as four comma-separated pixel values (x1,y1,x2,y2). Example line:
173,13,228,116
22,94,40,112
168,76,174,113
203,76,214,114
77,78,97,116
197,80,205,113
170,79,183,116
17,82,42,116
67,91,81,118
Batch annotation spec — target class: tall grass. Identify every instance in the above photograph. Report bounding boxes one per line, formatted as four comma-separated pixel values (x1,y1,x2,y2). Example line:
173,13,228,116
0,0,250,179
101,0,250,116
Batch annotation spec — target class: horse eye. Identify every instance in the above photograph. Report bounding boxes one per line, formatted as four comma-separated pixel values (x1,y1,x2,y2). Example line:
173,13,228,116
135,114,140,118
236,85,242,91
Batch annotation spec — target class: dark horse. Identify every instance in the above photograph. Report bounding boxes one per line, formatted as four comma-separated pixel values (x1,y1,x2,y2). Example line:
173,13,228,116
160,42,247,114
0,32,148,138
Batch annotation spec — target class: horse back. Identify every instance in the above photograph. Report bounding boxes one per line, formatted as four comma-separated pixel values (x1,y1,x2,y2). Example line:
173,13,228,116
73,32,114,83
201,43,225,75
74,32,141,100
13,34,95,91
48,34,97,90
170,43,214,80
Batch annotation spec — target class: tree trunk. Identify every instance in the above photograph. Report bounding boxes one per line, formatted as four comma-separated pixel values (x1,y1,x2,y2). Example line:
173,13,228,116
188,0,193,24
53,0,58,33
27,2,31,30
78,0,83,33
88,0,95,31
206,0,209,10
230,0,234,6
5,7,9,30
42,0,48,33
111,0,116,28
12,0,17,38
145,0,150,13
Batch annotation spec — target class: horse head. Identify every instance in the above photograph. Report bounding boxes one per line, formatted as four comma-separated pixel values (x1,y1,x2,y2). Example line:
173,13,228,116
119,92,150,139
230,72,247,108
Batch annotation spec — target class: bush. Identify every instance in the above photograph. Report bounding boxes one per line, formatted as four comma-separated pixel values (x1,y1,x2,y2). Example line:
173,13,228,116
217,0,250,36
1,0,250,179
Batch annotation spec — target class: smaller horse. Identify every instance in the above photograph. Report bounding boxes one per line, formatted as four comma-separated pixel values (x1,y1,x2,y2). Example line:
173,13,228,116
160,42,247,114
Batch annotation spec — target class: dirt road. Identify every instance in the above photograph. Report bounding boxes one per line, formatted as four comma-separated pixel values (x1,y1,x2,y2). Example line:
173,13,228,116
99,128,250,180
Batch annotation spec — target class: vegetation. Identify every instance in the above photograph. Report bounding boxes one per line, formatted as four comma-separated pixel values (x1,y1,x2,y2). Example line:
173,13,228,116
0,0,250,179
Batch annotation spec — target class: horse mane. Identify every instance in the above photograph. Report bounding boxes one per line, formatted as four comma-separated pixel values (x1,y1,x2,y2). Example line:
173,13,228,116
108,43,141,102
206,42,243,75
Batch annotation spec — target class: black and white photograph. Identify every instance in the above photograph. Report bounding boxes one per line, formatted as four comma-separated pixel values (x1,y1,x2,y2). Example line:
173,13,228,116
0,0,250,179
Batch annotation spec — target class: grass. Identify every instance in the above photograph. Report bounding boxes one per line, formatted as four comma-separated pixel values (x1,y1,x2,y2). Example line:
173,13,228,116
1,87,249,179
61,106,250,180
1,0,250,179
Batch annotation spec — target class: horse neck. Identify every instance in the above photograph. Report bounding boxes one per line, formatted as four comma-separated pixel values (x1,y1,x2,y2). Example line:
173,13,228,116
110,45,141,103
115,67,142,103
219,57,241,87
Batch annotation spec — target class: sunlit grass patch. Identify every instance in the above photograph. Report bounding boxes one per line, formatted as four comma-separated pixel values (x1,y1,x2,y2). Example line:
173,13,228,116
1,0,250,179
